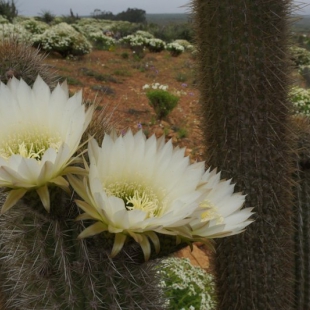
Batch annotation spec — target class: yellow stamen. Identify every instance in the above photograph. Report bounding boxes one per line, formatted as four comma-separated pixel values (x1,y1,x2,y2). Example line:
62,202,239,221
0,126,62,160
104,181,165,218
200,200,224,224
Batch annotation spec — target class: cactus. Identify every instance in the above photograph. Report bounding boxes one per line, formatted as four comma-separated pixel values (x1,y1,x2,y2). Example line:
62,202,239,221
0,36,58,87
193,0,295,309
291,115,310,309
0,189,166,309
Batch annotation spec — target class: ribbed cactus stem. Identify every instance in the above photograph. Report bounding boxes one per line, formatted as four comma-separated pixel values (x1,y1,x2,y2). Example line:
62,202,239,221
0,188,165,309
193,0,294,309
291,115,310,309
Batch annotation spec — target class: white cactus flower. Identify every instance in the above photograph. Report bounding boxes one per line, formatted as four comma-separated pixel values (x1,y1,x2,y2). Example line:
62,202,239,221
190,168,254,238
0,76,93,213
69,130,254,261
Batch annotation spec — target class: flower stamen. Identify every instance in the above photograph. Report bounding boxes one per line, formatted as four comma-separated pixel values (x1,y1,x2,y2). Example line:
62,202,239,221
104,181,164,218
0,126,62,161
200,200,224,224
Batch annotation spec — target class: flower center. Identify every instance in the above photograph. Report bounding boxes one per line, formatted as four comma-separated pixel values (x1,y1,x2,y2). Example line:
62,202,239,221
0,126,62,160
104,181,163,218
200,200,224,224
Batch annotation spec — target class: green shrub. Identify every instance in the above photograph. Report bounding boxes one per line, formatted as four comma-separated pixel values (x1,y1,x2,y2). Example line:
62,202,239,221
38,10,55,24
0,0,18,22
121,51,129,59
158,257,216,310
146,88,179,119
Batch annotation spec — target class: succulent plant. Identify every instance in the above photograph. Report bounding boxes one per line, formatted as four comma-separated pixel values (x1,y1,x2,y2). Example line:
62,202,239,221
193,0,295,309
0,36,58,87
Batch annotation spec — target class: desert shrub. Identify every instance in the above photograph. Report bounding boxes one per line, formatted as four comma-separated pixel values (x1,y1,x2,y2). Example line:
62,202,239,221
147,38,166,53
173,39,194,51
158,257,216,310
0,0,18,22
0,23,30,41
119,34,148,58
290,86,310,116
119,34,148,48
88,32,115,50
290,46,310,67
121,51,129,59
32,23,92,57
38,10,55,24
110,21,143,37
58,9,80,25
145,85,179,119
147,23,194,43
0,14,8,23
135,30,154,38
166,42,185,56
0,36,58,86
299,65,310,88
19,18,48,34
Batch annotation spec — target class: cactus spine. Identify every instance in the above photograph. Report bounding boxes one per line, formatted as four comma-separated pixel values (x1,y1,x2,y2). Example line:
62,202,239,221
0,36,58,87
0,189,165,309
193,0,294,309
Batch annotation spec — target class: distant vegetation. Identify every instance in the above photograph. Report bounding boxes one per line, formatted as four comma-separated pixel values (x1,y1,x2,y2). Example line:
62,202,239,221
292,15,310,33
91,8,146,23
0,0,17,22
146,13,190,25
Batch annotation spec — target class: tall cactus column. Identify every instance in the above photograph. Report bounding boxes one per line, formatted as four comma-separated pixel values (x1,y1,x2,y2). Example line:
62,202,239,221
291,115,310,310
193,1,294,309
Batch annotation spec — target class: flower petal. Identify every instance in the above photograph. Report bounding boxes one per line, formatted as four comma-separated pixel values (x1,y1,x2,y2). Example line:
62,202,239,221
78,221,107,239
1,188,27,214
36,185,50,212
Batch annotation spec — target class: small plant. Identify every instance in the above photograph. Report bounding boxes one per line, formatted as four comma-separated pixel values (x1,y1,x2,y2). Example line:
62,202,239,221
177,127,188,138
290,46,310,67
147,38,166,53
59,75,83,86
79,67,119,83
38,10,55,24
158,257,217,310
0,36,58,86
146,88,179,119
175,72,188,82
113,69,132,77
289,86,310,116
166,42,185,57
121,51,129,59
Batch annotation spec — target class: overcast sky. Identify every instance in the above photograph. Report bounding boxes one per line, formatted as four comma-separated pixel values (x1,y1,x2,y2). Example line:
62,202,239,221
17,0,191,16
16,0,310,17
